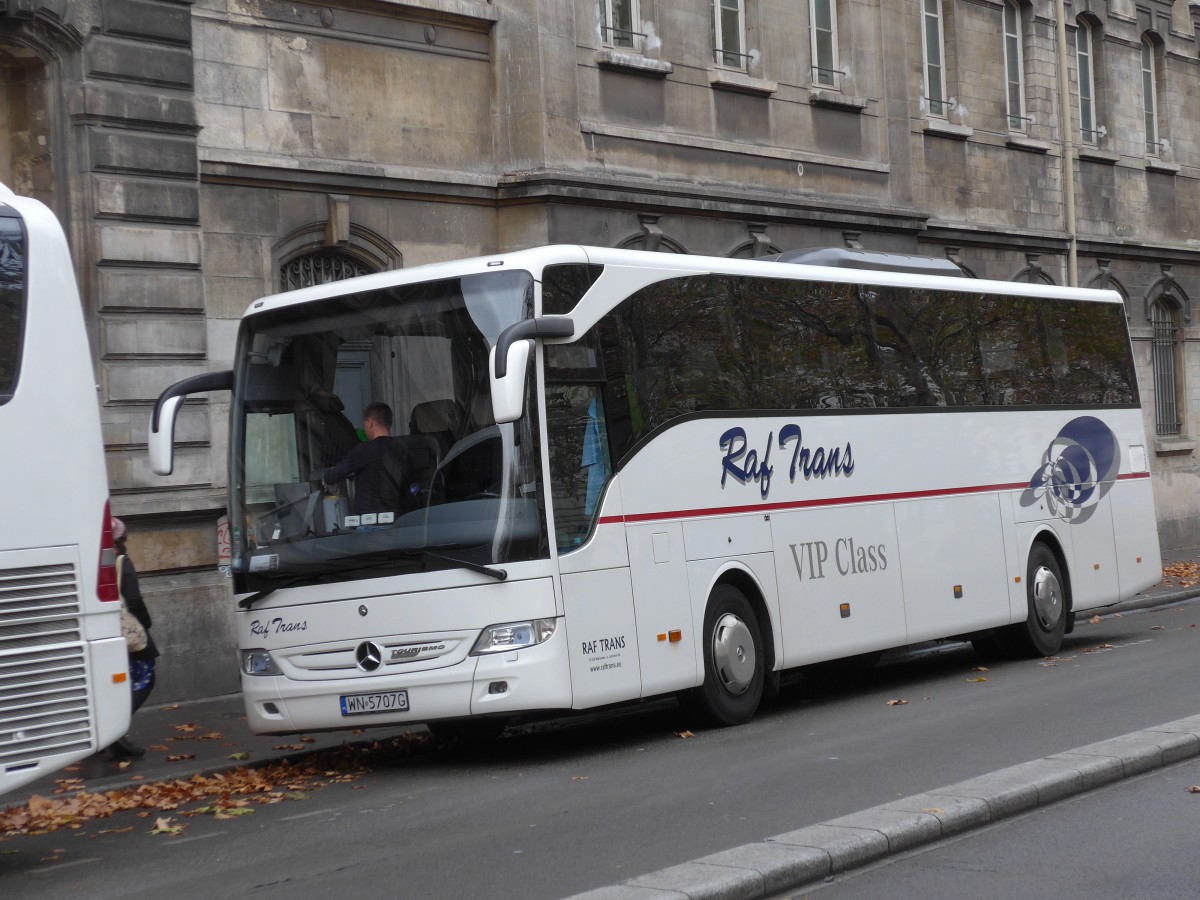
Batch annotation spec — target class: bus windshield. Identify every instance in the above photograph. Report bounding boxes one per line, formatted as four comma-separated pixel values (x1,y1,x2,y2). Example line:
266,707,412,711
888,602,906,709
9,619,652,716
229,269,548,593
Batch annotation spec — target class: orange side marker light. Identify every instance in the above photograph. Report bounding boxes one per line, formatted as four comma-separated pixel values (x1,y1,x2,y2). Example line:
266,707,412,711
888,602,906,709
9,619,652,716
668,630,682,643
113,672,127,684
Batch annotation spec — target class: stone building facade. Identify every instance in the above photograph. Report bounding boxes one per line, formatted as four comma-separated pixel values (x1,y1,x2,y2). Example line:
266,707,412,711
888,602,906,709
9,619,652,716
2,0,1198,698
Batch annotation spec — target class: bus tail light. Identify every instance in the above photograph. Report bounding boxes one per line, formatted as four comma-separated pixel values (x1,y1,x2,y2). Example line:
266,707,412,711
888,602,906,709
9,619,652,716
471,618,557,655
97,500,119,602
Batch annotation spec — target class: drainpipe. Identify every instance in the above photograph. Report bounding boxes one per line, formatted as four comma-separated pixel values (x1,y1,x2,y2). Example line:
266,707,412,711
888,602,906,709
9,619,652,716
1056,0,1078,286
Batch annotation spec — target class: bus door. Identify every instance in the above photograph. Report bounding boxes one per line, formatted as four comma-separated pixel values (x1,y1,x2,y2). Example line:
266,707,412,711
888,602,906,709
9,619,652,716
545,382,642,708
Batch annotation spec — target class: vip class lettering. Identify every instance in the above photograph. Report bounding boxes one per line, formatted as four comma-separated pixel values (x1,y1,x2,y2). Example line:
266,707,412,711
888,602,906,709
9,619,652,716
789,538,887,580
249,617,308,637
581,635,626,655
720,425,853,500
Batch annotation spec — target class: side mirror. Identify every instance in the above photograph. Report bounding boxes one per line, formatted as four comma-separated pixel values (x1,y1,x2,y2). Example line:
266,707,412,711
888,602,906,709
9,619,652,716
148,370,234,475
490,341,532,424
489,316,574,425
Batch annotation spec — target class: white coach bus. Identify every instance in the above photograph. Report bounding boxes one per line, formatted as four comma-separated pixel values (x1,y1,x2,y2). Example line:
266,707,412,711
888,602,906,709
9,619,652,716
0,186,131,793
150,246,1160,735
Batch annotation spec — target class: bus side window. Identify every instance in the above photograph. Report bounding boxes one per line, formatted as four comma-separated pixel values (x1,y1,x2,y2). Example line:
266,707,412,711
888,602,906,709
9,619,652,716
545,384,611,551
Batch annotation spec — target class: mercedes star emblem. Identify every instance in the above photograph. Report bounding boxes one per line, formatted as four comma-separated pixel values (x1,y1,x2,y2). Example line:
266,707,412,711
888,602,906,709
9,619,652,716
355,641,384,672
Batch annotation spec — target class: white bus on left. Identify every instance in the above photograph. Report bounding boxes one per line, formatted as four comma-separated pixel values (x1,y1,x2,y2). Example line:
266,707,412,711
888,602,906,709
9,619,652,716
0,186,130,796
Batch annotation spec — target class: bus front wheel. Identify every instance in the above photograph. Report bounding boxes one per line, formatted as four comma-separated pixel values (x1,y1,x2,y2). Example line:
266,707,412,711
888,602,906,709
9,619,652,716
1006,543,1068,657
688,583,765,726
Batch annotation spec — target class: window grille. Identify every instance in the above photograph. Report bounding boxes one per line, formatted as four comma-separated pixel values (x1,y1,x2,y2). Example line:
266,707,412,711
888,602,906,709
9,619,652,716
1151,300,1180,436
279,252,373,292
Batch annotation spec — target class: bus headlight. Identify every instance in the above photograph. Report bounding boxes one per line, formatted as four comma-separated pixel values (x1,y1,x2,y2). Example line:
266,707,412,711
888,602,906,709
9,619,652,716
471,618,557,655
241,649,281,676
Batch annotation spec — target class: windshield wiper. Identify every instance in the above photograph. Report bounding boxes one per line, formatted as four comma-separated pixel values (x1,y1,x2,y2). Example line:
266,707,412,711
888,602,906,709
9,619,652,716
423,550,507,581
239,575,307,610
237,557,424,609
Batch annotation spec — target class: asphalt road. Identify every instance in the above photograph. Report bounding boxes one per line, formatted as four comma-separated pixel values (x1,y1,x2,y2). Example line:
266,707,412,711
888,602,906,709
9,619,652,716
3,599,1198,900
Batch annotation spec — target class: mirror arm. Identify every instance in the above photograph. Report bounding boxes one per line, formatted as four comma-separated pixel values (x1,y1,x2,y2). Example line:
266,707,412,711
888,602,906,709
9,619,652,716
151,370,234,433
493,317,574,378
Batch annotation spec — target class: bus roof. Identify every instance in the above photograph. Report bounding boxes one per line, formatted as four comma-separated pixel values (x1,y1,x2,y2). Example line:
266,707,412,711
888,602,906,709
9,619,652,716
242,244,1126,320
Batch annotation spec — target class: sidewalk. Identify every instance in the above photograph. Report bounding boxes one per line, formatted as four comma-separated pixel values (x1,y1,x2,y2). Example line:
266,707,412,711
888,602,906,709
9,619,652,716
13,694,427,804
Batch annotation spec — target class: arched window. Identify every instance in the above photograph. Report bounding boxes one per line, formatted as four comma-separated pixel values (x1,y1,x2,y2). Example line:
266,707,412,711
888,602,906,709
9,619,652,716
1003,1,1026,131
273,206,400,292
1150,298,1181,436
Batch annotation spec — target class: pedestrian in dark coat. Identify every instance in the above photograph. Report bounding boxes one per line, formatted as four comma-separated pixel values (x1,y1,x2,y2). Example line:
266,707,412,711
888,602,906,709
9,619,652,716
109,517,160,760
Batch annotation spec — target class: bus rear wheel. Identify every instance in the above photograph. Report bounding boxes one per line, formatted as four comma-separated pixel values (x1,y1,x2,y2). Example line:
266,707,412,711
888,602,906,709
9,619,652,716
1005,543,1068,657
688,583,765,726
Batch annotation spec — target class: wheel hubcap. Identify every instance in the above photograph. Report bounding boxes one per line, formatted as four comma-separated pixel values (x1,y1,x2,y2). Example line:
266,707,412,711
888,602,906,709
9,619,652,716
1031,565,1062,630
712,613,755,695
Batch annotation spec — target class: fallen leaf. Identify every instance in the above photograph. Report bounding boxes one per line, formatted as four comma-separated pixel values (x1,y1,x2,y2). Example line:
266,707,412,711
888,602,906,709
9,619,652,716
1088,615,1102,624
971,666,989,672
572,775,589,781
150,817,185,836
674,730,695,739
965,677,988,683
301,737,317,743
198,732,224,741
228,752,250,761
921,807,945,814
1187,785,1200,794
886,699,908,706
173,723,201,734
40,855,60,862
0,731,430,836
98,827,135,834
148,745,169,752
159,704,181,711
1150,625,1165,631
165,754,196,762
117,760,132,770
63,765,81,773
272,744,306,752
1096,643,1114,649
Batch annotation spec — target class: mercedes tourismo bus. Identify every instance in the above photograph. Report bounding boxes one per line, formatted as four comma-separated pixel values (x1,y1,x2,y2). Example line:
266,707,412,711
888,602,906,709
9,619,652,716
0,185,131,794
149,245,1160,735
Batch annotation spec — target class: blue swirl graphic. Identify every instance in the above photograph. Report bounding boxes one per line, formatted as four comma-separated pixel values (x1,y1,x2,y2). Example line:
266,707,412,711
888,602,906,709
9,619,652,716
1022,416,1120,524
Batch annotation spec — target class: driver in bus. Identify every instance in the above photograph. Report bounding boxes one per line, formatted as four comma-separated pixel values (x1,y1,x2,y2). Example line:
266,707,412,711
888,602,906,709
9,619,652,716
322,402,411,517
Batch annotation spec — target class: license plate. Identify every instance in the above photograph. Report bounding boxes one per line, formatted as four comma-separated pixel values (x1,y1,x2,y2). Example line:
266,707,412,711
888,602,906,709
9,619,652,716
340,690,409,716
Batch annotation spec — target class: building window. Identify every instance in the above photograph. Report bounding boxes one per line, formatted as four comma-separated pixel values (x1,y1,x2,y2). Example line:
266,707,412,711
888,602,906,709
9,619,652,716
713,0,747,69
1076,22,1098,144
1141,37,1160,156
1151,299,1181,437
601,0,640,50
921,0,948,116
279,251,373,292
1003,2,1025,131
811,0,839,87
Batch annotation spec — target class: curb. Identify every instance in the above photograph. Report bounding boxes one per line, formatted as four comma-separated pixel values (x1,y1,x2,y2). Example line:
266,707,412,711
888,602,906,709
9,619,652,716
565,714,1200,900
